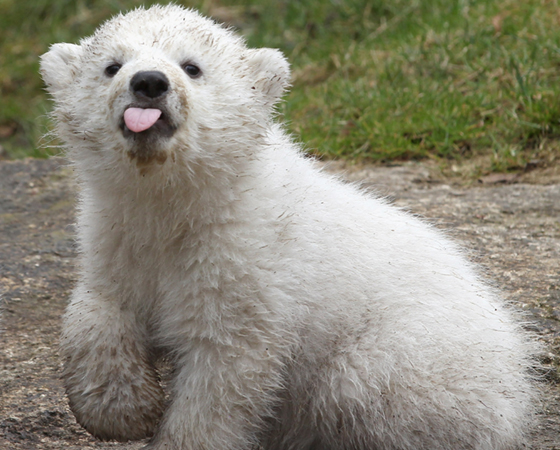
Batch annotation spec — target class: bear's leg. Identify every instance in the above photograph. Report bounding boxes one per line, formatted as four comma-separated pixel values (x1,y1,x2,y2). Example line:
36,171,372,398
61,285,165,441
147,344,283,450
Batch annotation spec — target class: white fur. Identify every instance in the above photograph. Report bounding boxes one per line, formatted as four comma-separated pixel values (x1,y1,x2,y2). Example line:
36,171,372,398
41,5,537,450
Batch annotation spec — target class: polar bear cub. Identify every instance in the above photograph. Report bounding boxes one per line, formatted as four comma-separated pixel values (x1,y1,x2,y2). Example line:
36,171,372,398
40,5,537,450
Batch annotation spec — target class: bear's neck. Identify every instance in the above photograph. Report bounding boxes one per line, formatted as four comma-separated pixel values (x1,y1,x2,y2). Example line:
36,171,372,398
75,145,266,236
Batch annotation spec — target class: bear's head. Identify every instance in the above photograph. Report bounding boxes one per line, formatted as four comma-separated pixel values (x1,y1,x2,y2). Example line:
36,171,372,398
40,5,290,172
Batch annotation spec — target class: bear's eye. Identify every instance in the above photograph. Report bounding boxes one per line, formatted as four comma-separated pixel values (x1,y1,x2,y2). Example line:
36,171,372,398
105,63,122,77
182,64,201,79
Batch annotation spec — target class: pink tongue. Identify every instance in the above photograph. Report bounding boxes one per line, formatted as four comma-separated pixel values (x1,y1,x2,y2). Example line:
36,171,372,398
124,108,162,133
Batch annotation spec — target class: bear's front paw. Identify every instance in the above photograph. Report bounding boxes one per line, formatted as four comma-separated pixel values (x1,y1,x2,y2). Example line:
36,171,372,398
64,360,165,441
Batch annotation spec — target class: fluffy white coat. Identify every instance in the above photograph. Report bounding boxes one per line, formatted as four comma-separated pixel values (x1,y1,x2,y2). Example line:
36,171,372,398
40,5,537,450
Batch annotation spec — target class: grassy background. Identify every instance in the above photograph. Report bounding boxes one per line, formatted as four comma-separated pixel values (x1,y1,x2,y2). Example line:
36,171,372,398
1,0,560,176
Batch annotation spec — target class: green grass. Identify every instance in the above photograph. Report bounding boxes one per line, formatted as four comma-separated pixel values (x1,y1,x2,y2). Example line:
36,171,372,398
2,0,560,175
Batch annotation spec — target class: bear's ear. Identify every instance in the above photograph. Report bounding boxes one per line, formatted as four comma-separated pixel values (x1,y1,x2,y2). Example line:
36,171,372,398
244,48,291,105
40,43,83,94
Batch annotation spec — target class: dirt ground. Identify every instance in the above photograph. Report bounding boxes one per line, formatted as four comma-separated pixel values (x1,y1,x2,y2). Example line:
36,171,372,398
1,157,559,449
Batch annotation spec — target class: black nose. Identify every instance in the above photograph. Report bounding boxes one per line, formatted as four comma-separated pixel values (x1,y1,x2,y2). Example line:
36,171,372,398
130,71,169,99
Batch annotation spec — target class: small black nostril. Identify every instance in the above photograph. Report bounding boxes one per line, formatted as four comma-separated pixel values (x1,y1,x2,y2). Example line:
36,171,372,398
130,71,170,99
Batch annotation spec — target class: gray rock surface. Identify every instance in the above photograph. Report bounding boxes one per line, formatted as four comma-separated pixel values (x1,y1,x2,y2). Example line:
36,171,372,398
1,158,559,449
